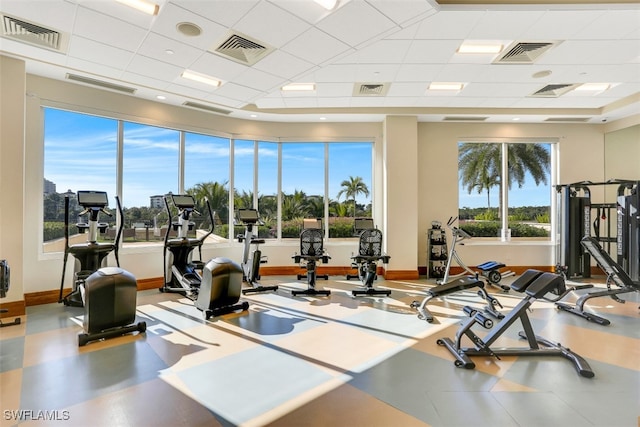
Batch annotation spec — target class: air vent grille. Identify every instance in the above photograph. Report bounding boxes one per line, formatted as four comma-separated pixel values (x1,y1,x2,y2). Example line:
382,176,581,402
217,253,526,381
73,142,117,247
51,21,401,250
66,74,136,94
443,116,488,122
1,14,63,51
544,117,591,122
183,101,232,115
353,83,390,96
494,41,557,64
211,32,274,66
530,83,579,98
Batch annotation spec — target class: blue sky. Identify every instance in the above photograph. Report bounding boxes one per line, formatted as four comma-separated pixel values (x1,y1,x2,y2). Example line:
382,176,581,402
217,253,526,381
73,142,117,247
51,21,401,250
44,108,373,208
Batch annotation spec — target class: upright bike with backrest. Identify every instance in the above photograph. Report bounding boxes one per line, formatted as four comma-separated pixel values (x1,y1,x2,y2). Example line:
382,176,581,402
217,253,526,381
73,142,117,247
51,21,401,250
235,208,278,295
59,191,124,307
347,222,391,297
292,228,331,296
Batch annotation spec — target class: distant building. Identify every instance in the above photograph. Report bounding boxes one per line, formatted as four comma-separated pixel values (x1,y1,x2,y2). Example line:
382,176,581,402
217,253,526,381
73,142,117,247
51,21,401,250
43,179,56,195
150,195,164,209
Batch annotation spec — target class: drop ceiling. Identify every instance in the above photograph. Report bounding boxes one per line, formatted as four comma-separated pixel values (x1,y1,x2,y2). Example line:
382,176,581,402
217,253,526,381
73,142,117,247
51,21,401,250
0,0,638,124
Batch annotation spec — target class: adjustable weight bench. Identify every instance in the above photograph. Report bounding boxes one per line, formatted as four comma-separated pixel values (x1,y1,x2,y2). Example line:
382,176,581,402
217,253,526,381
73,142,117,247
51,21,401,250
556,236,640,326
437,269,595,378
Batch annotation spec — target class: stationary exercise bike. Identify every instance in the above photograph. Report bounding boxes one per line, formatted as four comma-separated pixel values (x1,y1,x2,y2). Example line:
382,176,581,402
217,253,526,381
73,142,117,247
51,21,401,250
438,216,512,290
59,190,124,307
162,194,248,319
346,219,391,297
292,227,331,297
235,208,278,295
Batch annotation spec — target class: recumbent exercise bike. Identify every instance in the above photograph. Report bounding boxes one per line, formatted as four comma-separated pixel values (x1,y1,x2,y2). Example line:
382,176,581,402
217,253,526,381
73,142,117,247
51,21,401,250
346,218,391,297
292,225,331,297
162,194,248,320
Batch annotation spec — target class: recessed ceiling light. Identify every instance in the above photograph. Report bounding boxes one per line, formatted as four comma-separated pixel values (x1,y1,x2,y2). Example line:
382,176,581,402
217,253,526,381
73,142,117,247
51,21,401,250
319,117,327,120
165,49,174,55
250,114,258,118
457,42,503,54
314,0,338,10
512,117,520,121
181,70,221,87
575,83,611,92
116,0,159,15
428,82,465,91
281,83,316,92
156,95,166,100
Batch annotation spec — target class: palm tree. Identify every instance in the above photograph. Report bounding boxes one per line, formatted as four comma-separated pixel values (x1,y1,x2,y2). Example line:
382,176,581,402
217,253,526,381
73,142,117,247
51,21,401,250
187,181,229,226
336,176,369,218
282,189,309,221
458,143,549,213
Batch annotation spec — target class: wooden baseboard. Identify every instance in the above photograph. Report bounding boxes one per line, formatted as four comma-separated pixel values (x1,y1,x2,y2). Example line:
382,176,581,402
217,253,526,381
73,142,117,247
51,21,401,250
0,300,25,318
16,265,605,308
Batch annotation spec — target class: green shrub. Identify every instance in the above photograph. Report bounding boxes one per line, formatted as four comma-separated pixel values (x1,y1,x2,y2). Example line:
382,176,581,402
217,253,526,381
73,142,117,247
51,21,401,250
43,222,70,242
460,221,549,238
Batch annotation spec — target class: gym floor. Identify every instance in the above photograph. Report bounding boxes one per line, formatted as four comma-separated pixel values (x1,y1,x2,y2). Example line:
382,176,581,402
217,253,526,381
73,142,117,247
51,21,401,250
1,274,639,427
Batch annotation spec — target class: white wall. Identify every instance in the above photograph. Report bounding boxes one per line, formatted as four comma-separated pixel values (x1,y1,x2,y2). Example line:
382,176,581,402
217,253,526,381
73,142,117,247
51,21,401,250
417,122,606,269
3,56,638,301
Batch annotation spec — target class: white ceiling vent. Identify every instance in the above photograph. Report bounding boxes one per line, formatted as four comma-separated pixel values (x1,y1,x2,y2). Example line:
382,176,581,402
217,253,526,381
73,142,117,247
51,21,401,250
66,74,136,94
493,41,558,64
210,31,274,66
529,83,579,98
443,116,488,122
544,117,591,122
183,101,232,115
1,14,67,52
353,83,390,96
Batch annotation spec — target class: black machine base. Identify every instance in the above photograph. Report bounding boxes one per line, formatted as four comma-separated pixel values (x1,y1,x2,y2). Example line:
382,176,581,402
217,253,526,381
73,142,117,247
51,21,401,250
242,284,279,295
352,287,391,297
204,301,250,320
79,321,146,347
292,287,331,297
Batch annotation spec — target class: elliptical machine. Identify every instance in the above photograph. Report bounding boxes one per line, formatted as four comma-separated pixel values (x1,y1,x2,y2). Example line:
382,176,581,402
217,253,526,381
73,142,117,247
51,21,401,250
235,208,278,295
162,194,248,319
59,191,124,307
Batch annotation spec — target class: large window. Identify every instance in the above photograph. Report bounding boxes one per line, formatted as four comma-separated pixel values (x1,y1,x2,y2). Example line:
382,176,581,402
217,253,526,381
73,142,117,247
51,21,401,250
184,133,230,240
458,141,553,240
43,107,375,251
122,122,179,245
43,108,117,252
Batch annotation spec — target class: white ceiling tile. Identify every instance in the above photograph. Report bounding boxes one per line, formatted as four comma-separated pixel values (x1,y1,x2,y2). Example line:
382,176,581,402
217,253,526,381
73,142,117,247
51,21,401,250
253,50,315,80
413,11,484,39
281,27,351,65
121,70,173,90
341,39,412,64
233,67,288,92
365,0,437,26
404,40,462,64
171,0,260,28
77,0,157,30
65,57,126,81
315,0,398,47
573,9,640,40
267,0,335,25
355,64,398,82
67,36,133,70
233,1,310,48
466,10,546,40
137,32,205,68
395,64,443,82
214,82,264,102
127,55,184,81
386,82,426,97
316,82,353,97
188,51,249,82
520,10,606,40
72,6,148,49
306,64,358,82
